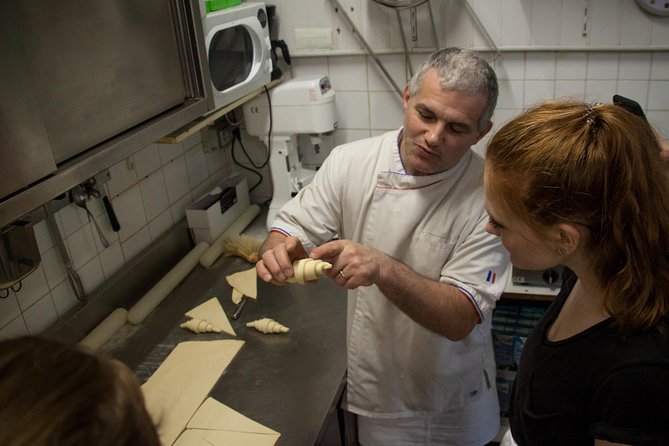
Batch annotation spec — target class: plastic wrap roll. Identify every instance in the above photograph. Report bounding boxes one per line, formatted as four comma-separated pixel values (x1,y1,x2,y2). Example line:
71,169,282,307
79,308,128,352
127,241,210,325
200,204,261,268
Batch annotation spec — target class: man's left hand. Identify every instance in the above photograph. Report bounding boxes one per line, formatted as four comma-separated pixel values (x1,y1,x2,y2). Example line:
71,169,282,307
309,240,386,289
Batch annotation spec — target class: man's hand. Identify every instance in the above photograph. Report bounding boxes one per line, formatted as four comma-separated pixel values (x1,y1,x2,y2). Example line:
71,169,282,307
312,239,480,340
256,234,307,284
309,240,387,289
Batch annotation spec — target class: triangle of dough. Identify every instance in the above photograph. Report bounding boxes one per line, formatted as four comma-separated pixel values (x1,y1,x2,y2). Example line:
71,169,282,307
225,267,257,299
172,429,211,446
188,397,279,435
141,340,244,446
231,288,244,305
179,428,280,446
185,297,236,337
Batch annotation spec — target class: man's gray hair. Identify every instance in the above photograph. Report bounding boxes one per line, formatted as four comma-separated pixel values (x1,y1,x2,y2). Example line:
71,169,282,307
408,47,498,129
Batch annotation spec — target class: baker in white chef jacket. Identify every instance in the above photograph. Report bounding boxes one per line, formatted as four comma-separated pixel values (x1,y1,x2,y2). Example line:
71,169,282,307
257,47,510,446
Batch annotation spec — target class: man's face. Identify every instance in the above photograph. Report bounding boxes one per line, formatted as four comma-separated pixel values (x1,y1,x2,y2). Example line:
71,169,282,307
400,69,492,176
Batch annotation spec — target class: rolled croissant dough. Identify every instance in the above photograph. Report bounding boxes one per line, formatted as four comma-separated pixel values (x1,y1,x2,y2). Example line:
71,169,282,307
286,258,332,284
185,297,236,336
180,318,222,334
246,318,289,334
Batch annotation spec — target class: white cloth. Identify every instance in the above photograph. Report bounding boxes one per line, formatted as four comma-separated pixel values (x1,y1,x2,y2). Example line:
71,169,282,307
500,426,519,446
358,385,500,446
272,130,509,444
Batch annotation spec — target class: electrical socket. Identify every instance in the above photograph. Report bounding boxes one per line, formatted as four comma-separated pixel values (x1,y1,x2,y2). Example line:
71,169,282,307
202,125,233,152
217,127,234,149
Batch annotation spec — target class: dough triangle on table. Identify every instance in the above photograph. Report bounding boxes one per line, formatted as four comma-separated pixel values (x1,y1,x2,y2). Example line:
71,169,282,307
172,429,210,446
175,429,280,446
185,297,236,336
141,340,244,446
187,397,279,435
231,288,244,305
225,267,257,299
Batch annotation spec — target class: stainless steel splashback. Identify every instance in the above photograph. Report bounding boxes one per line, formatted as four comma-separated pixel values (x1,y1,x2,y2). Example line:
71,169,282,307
0,0,214,227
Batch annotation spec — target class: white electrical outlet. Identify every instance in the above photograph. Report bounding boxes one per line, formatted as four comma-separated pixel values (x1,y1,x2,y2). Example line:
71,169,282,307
294,28,333,50
218,128,233,149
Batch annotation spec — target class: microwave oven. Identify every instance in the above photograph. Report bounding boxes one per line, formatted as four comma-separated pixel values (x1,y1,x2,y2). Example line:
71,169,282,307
202,2,273,111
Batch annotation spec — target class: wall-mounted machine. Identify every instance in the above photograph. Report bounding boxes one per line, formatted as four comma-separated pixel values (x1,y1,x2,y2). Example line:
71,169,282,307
243,76,337,230
201,1,273,111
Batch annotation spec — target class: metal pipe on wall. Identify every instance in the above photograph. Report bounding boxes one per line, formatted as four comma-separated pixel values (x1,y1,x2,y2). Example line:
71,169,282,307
329,0,405,97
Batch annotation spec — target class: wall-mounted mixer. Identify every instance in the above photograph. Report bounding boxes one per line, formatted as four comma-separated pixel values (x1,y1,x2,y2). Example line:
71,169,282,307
242,76,337,230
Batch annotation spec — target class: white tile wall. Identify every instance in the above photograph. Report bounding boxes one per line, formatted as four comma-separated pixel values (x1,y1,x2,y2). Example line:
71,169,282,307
530,0,560,47
282,0,669,56
1,132,236,339
525,52,556,80
2,0,668,340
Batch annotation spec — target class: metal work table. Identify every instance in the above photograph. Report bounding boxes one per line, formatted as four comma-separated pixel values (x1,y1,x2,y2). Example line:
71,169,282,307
101,254,347,445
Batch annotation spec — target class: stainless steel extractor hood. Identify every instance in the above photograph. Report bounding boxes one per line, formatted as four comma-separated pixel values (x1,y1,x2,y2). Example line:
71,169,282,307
0,0,214,228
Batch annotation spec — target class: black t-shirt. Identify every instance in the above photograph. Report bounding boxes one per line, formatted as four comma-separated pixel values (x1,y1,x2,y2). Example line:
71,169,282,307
509,271,669,445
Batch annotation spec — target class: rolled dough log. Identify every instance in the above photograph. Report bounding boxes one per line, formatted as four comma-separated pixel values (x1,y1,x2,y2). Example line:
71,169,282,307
200,204,261,268
286,258,332,284
79,308,128,352
127,241,210,325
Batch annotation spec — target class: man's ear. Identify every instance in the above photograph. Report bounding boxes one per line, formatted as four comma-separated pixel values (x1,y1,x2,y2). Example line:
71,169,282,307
556,223,582,255
475,120,493,143
402,85,411,110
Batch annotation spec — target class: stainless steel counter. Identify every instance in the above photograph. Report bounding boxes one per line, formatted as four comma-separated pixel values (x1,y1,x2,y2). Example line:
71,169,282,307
101,254,347,445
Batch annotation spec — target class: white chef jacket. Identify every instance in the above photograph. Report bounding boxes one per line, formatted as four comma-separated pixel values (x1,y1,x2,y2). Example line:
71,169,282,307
272,129,509,444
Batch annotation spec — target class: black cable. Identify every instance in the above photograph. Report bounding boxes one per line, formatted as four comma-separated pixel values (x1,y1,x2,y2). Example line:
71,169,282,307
228,87,275,194
232,118,270,169
230,130,263,192
265,85,273,162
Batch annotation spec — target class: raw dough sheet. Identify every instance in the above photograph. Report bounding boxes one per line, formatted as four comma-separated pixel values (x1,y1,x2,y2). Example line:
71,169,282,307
141,340,244,445
225,267,258,300
173,429,280,446
172,397,280,445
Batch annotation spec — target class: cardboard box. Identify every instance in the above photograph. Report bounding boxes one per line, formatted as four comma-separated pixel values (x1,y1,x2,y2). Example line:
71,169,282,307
186,176,250,244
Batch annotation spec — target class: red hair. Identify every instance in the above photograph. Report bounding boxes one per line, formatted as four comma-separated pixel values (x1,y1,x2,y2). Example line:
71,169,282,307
486,101,669,332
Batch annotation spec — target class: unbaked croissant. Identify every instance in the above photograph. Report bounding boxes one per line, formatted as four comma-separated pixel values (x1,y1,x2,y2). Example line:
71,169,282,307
245,318,289,334
286,258,332,284
180,318,223,334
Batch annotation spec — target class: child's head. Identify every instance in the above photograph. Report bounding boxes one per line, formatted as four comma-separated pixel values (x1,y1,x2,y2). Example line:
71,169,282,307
0,336,159,446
